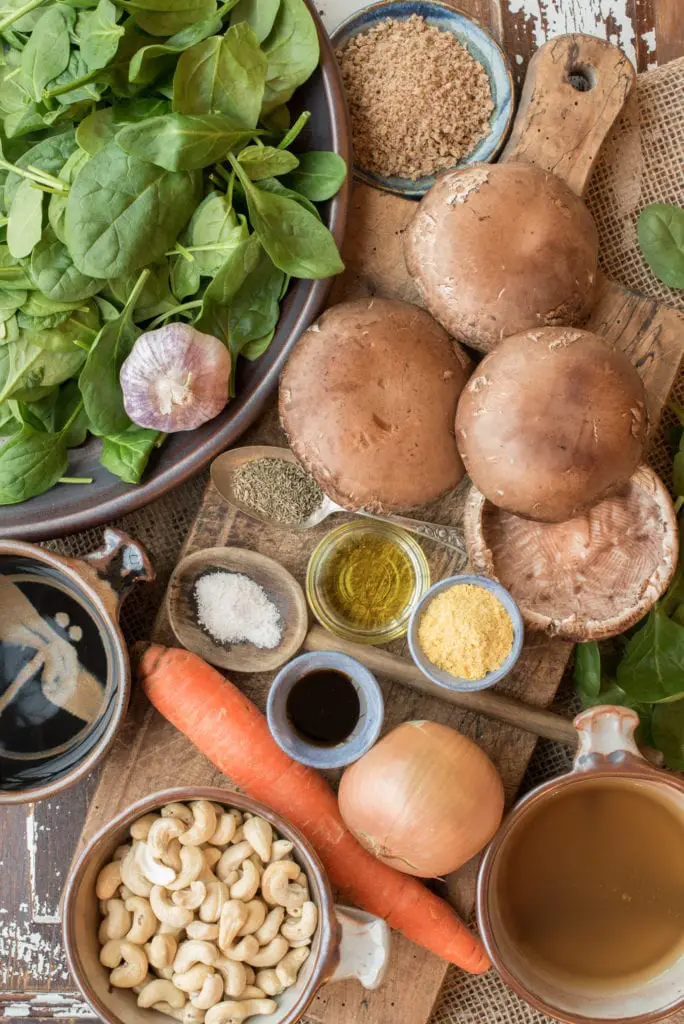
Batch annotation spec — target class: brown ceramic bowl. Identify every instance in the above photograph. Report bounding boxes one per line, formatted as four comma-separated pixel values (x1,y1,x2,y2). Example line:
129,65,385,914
63,787,390,1024
0,530,153,805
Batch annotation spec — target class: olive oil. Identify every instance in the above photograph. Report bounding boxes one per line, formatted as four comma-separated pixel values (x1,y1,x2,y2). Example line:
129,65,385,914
319,532,415,630
497,780,684,985
286,669,361,746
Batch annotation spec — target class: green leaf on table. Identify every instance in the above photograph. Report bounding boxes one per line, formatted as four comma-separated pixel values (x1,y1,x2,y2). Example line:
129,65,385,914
283,150,347,201
637,204,684,290
617,609,684,703
230,155,343,278
116,0,216,37
172,24,266,127
100,423,160,482
32,226,103,302
651,699,684,770
230,0,279,41
574,642,601,704
237,143,298,180
260,0,318,113
117,113,255,170
7,178,43,259
21,4,75,101
65,140,201,278
0,422,69,503
75,0,125,71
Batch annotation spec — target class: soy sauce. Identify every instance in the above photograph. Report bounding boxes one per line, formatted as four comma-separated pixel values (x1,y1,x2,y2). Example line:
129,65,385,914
286,670,360,747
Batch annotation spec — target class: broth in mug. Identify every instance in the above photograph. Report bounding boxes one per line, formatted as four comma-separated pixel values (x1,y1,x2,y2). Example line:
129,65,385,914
497,779,684,985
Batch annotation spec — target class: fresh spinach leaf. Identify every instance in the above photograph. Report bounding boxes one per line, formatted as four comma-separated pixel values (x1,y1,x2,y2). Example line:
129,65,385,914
195,230,259,341
117,113,255,170
48,51,107,104
230,154,343,278
637,204,684,290
7,177,43,258
223,245,282,384
0,246,32,289
117,0,216,37
237,143,297,180
127,5,233,83
0,420,69,503
229,0,279,42
241,327,273,360
573,642,601,703
260,0,318,113
21,4,74,101
75,0,125,71
21,301,100,350
617,609,684,703
32,225,103,301
0,334,85,401
276,108,308,149
4,127,76,209
651,699,684,770
65,140,201,277
170,251,201,300
172,23,265,127
0,286,27,320
284,150,346,201
48,147,89,241
100,422,159,482
186,189,248,274
109,260,175,320
254,174,319,218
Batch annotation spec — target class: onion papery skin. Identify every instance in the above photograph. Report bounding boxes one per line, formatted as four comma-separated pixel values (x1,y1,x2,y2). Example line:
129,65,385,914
338,720,504,877
121,322,232,432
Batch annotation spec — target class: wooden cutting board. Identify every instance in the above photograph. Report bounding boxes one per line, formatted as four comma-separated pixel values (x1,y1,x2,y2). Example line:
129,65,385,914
75,34,684,1024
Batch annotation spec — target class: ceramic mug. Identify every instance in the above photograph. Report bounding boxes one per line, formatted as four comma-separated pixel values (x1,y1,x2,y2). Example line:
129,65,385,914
63,786,390,1024
0,529,154,805
477,705,684,1024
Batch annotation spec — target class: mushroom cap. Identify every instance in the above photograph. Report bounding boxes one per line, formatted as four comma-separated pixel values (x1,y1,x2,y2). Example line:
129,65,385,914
463,466,678,642
279,297,470,513
404,163,598,353
455,326,648,523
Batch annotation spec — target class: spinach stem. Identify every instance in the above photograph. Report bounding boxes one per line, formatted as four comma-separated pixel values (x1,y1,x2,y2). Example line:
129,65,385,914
43,67,100,99
0,159,68,193
148,300,202,330
0,0,48,32
165,242,237,257
59,476,93,484
61,401,84,434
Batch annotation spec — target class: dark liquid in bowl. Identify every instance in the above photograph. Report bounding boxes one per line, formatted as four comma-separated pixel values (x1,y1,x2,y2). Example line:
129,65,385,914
497,780,684,984
0,562,111,791
286,669,360,746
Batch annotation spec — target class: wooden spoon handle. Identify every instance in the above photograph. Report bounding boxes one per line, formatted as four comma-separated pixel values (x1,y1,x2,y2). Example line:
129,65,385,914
303,625,578,747
501,33,635,196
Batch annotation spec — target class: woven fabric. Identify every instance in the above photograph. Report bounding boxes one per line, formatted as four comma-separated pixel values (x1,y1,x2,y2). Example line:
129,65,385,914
42,57,684,1024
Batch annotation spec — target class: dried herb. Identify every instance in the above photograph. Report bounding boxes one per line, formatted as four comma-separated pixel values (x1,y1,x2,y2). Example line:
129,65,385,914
232,455,322,523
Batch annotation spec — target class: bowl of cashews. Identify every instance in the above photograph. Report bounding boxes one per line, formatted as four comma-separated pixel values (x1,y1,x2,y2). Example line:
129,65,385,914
62,787,391,1024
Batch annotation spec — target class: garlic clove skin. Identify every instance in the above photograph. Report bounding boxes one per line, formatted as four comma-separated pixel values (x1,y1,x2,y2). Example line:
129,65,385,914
121,323,232,432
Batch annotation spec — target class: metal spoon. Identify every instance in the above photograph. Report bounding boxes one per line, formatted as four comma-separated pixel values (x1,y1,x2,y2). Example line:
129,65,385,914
210,446,468,565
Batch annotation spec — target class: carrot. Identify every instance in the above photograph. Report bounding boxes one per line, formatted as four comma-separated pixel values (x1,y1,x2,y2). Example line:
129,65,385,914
137,643,490,974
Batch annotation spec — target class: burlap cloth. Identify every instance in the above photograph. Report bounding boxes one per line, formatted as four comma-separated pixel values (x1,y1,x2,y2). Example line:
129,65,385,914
45,58,684,1024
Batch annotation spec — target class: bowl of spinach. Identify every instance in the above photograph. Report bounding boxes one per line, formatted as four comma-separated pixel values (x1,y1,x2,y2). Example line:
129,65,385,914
0,0,351,538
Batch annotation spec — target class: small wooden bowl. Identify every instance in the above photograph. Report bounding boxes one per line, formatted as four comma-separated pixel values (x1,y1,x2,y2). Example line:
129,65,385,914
166,547,309,673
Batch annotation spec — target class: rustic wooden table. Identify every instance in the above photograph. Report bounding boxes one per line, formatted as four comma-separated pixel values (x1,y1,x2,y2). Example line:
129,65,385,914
0,0,682,1020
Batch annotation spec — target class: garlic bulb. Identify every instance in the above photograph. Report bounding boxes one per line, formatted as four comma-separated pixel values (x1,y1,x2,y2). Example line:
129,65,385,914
120,323,231,432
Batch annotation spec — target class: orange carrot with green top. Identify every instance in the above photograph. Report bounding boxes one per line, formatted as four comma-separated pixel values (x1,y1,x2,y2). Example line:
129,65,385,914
137,643,490,974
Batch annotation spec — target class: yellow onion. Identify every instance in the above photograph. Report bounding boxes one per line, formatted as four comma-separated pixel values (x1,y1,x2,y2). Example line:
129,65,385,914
338,720,504,877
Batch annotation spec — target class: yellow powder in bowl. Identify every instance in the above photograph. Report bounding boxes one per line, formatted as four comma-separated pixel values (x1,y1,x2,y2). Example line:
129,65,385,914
418,583,513,681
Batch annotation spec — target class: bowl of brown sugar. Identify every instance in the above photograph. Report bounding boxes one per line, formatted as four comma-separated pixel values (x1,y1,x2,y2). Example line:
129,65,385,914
332,0,515,196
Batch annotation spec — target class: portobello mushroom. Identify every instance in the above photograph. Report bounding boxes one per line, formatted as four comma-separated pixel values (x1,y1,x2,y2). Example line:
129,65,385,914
463,466,678,641
279,297,470,513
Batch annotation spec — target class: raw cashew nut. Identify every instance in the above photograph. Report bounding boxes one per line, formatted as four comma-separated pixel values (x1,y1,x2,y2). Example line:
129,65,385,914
240,987,266,1000
190,973,224,1010
214,958,246,999
281,902,318,943
149,817,187,858
261,861,306,912
150,886,194,929
167,846,205,891
219,901,249,951
101,940,149,988
255,969,283,997
96,861,122,900
163,839,183,873
162,803,194,826
248,855,264,879
186,921,219,941
152,1003,184,1022
237,900,267,937
137,979,186,1009
125,896,157,944
270,840,293,863
217,843,253,882
255,908,284,946
242,818,272,864
180,802,217,847
174,964,214,993
246,936,289,968
209,813,238,847
113,844,131,862
243,967,255,986
230,861,260,903
146,933,178,970
230,827,245,845
137,839,177,887
131,814,160,841
98,899,131,943
206,999,277,1024
160,921,184,937
120,885,134,901
174,881,207,910
275,946,310,988
121,845,153,898
200,882,230,923
173,939,219,974
221,936,259,963
182,1006,207,1024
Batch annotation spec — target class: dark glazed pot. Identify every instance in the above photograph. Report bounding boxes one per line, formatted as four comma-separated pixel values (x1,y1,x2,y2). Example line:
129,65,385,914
63,787,391,1024
0,529,154,804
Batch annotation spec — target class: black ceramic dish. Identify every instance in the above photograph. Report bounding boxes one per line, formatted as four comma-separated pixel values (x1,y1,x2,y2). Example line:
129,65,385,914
0,529,153,804
1,4,351,541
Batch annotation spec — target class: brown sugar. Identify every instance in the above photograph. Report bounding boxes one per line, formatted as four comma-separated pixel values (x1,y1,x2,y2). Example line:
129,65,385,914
336,15,494,181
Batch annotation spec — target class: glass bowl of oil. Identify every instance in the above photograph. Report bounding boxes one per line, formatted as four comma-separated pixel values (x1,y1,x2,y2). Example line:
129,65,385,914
306,520,430,644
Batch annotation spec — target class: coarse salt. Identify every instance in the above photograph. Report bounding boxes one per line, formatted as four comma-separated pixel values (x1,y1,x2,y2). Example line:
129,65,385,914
194,571,283,650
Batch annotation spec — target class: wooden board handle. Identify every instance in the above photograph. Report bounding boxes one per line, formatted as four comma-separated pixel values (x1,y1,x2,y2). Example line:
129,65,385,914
500,34,635,196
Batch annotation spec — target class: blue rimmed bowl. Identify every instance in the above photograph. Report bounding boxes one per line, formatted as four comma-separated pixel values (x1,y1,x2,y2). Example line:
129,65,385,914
331,0,515,197
408,574,524,693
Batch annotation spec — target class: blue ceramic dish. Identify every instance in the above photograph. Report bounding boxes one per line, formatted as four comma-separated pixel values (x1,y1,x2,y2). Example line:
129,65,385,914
408,574,524,693
331,0,515,197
